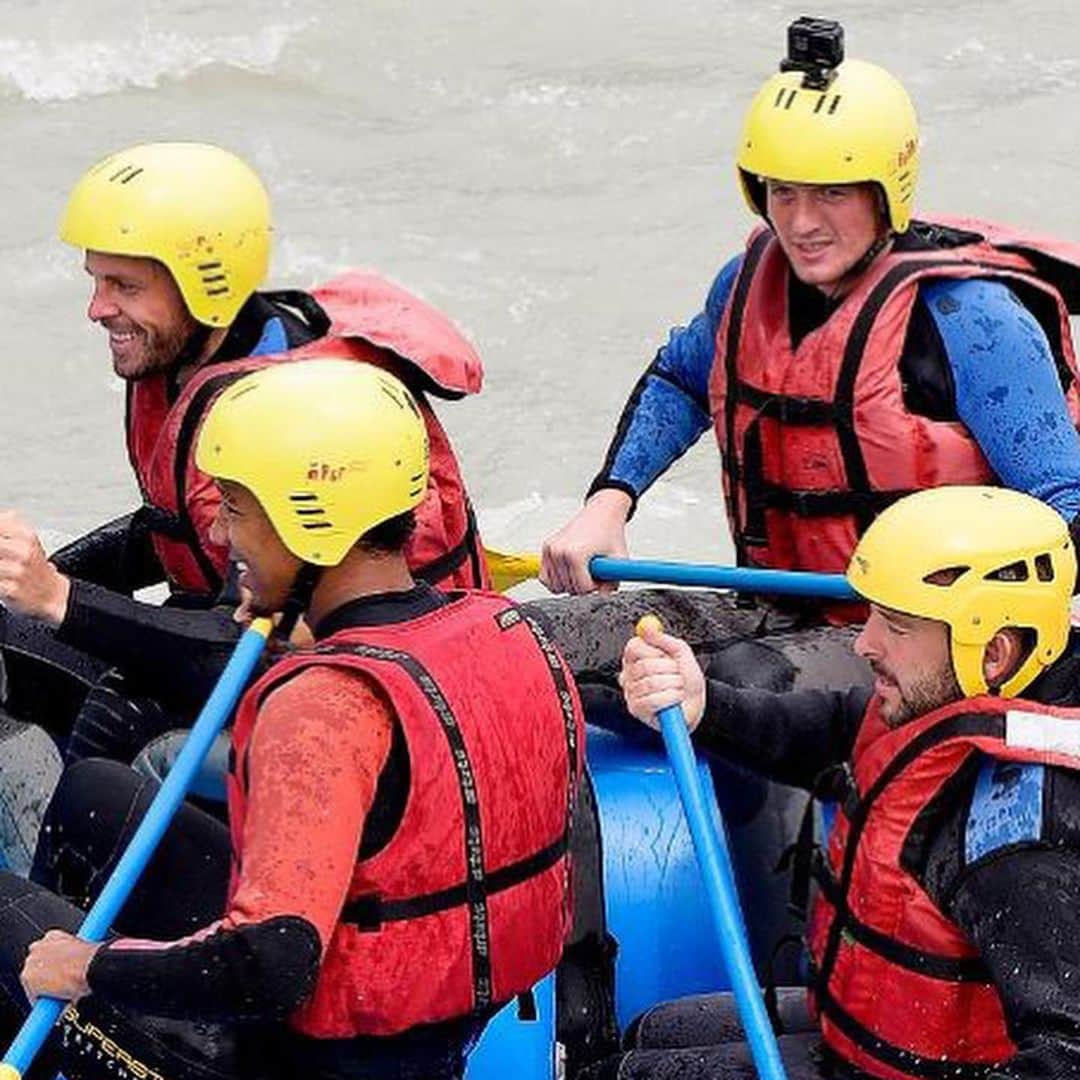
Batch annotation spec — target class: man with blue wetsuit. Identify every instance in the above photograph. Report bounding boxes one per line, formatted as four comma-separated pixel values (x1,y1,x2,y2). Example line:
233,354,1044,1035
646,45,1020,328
540,14,1080,1010
541,20,1080,604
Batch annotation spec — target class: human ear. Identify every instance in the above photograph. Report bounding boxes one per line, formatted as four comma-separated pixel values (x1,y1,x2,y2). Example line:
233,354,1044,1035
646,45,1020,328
982,628,1024,689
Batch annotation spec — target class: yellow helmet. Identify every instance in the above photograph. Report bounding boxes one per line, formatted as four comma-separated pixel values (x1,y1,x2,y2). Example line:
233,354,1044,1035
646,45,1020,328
195,359,429,566
59,142,271,327
847,486,1076,698
736,58,919,233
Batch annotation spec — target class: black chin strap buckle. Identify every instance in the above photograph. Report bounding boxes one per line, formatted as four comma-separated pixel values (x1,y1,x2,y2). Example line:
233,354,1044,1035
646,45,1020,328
276,562,322,642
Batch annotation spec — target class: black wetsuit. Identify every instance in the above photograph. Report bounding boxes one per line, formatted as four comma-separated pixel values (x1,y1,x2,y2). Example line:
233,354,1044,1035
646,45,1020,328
581,642,1080,1080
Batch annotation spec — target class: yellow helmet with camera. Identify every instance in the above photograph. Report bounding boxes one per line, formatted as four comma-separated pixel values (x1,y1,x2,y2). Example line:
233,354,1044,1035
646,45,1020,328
737,52,919,234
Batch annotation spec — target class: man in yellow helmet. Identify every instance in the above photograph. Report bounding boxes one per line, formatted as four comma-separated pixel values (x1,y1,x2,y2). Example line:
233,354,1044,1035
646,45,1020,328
539,13,1080,998
541,18,1080,605
0,360,583,1080
600,485,1080,1079
0,140,489,769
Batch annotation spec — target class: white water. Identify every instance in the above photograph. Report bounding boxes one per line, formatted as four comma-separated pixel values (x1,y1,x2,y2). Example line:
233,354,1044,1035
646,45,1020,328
1,1,1079,575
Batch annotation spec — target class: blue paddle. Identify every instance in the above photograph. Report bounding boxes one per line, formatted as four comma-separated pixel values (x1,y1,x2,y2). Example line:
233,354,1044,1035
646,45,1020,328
636,615,788,1080
484,548,857,600
0,617,274,1080
594,557,856,600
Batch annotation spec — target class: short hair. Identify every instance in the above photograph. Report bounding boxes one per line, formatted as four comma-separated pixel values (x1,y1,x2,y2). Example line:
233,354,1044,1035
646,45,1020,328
357,509,417,555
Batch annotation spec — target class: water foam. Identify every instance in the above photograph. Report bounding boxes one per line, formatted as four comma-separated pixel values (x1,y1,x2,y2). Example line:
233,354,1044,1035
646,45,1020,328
0,20,308,103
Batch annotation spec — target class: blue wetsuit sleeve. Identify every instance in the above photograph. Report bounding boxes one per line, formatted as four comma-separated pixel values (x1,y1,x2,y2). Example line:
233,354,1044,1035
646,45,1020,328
588,256,743,509
924,278,1080,522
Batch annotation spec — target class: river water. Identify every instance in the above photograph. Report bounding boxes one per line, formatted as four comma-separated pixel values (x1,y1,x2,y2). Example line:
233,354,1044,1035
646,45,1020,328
1,0,1078,578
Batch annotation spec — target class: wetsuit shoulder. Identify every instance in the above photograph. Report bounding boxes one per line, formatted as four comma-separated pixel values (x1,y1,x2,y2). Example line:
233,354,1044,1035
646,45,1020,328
905,752,1080,1078
215,290,327,361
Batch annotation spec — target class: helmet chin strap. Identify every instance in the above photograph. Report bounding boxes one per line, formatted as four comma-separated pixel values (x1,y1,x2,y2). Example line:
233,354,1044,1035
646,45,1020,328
845,230,892,282
276,562,323,642
810,186,894,303
822,228,893,303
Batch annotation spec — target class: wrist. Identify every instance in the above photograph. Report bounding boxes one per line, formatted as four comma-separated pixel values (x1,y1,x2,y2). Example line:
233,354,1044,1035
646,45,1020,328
585,487,633,524
686,696,705,732
585,477,639,520
44,570,72,628
84,941,107,995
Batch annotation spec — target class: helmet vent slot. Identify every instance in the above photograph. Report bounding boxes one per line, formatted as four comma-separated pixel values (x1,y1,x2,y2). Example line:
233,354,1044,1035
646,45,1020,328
379,382,408,410
1035,554,1055,582
923,566,969,587
290,492,331,530
985,560,1029,583
108,165,144,185
198,261,229,297
828,95,842,115
774,88,799,110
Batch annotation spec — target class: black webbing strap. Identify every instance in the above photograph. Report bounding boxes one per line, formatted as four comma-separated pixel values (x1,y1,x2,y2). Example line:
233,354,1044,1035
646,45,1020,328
814,713,1005,1011
311,638,495,1008
342,834,569,928
413,502,484,588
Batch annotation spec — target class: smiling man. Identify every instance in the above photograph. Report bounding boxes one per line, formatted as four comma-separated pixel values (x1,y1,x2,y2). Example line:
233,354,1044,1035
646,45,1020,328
56,141,488,604
0,141,489,774
605,485,1080,1080
85,252,202,380
541,18,1080,603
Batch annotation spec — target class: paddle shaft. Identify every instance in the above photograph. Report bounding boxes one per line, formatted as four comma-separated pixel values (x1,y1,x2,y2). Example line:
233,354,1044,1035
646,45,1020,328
657,703,788,1080
591,556,857,600
482,547,857,598
0,618,273,1078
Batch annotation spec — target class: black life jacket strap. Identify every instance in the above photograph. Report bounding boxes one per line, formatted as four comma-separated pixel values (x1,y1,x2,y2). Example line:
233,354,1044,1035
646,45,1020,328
413,501,482,588
813,982,995,1080
781,764,854,921
341,833,569,929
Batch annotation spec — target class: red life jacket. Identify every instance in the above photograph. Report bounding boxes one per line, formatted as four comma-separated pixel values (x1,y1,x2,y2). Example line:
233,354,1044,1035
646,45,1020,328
126,270,489,599
709,217,1080,617
806,693,1080,1080
227,591,585,1039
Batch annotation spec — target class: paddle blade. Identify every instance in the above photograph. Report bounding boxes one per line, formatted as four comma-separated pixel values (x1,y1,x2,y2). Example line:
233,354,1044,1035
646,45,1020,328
485,548,541,592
